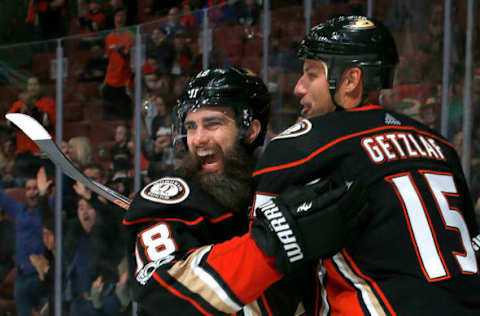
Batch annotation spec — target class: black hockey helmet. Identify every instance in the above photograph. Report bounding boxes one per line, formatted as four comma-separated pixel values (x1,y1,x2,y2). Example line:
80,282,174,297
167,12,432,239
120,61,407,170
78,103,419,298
297,16,399,104
174,67,271,150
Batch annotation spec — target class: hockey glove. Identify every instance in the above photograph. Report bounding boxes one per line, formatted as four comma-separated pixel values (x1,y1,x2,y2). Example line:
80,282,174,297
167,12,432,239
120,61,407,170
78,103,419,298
251,178,369,274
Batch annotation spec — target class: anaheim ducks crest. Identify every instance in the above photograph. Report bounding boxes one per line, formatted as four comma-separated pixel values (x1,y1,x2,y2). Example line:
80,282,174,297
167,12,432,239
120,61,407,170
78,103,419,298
344,16,376,30
272,118,312,140
141,177,190,204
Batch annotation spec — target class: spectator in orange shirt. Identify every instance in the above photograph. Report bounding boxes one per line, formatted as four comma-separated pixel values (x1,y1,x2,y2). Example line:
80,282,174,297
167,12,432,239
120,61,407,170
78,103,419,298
102,8,134,120
7,76,56,154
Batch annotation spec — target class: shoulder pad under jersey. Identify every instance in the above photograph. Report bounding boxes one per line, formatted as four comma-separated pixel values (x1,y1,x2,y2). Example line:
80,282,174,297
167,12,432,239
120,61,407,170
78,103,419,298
124,176,228,223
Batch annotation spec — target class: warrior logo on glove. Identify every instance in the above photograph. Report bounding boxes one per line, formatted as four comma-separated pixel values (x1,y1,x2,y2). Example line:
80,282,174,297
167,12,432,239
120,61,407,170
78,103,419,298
251,178,370,273
257,200,303,263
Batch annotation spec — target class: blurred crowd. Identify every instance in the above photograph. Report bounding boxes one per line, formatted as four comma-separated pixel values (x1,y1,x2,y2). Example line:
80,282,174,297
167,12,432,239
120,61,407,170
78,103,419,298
0,0,479,315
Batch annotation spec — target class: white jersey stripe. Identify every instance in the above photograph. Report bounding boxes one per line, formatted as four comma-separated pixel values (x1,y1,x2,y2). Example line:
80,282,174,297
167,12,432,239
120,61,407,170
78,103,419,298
332,254,386,316
317,261,330,316
243,305,254,316
191,245,243,311
135,243,144,275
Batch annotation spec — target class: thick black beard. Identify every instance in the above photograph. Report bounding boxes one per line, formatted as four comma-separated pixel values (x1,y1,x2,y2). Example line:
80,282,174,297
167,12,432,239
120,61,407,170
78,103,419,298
179,144,255,214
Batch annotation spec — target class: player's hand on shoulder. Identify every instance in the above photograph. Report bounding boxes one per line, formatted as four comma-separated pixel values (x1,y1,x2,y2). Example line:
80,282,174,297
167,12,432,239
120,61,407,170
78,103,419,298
251,178,370,273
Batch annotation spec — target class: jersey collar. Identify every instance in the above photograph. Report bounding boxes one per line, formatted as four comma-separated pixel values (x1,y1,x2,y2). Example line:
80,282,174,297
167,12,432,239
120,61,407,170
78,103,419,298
346,104,384,112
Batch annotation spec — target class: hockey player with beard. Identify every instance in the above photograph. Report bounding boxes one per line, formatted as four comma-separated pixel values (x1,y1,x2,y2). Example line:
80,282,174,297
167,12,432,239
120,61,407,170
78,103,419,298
123,67,370,315
252,16,480,315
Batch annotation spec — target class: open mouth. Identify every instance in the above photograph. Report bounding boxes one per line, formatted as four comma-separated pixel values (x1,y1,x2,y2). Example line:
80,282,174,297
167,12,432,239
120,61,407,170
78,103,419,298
197,150,223,173
300,103,311,117
27,196,38,205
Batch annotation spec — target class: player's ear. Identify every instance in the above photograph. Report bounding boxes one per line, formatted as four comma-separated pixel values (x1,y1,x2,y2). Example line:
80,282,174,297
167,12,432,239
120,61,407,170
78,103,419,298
342,67,362,92
336,67,363,108
245,119,261,145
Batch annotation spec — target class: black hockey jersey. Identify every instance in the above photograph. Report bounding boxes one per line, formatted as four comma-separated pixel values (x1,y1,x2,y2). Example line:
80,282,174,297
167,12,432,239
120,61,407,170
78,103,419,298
123,176,315,315
252,105,480,315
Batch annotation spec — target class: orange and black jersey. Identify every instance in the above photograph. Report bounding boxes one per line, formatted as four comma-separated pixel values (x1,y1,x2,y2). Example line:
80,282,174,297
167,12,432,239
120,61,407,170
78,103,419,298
252,105,480,315
123,176,314,315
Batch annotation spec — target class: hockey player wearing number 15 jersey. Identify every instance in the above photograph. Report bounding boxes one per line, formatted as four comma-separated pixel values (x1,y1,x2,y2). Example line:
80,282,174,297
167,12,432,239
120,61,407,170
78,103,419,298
123,67,370,315
251,16,480,315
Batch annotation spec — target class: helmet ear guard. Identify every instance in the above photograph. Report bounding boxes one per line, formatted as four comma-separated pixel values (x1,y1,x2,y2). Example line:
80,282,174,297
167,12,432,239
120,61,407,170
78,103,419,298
297,16,399,107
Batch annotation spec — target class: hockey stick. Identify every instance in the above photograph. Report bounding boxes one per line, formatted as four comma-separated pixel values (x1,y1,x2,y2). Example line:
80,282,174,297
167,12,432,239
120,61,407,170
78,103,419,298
5,113,131,210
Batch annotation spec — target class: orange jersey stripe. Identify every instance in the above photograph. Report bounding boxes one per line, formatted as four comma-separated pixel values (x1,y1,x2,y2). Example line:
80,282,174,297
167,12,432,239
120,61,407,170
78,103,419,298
253,125,454,177
123,213,234,226
323,258,365,315
260,294,274,316
347,105,384,112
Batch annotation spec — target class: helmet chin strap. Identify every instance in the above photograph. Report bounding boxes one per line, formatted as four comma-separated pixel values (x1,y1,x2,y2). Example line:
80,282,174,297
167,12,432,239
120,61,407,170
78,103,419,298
329,88,344,111
235,115,258,152
323,61,346,112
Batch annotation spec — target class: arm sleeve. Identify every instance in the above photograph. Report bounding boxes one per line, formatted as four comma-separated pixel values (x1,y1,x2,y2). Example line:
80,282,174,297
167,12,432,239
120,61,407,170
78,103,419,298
126,178,285,315
7,101,24,114
132,223,281,315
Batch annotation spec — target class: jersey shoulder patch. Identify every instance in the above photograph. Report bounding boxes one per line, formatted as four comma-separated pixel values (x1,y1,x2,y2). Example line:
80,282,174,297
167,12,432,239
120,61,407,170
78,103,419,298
125,176,233,224
271,118,312,141
140,177,190,204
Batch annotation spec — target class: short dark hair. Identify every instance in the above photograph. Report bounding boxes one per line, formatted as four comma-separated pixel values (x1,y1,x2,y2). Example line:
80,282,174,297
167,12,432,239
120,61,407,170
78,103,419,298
113,7,127,16
83,163,106,179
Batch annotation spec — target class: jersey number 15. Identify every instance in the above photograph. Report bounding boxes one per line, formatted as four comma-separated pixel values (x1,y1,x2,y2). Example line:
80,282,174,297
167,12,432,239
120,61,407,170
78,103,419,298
386,170,478,281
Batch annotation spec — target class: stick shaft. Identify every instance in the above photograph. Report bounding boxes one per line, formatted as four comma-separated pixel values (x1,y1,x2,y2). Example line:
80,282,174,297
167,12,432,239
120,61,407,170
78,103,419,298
5,113,131,209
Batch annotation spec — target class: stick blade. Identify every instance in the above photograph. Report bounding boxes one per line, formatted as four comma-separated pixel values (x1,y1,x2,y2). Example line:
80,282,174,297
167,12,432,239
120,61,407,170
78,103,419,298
5,113,52,140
